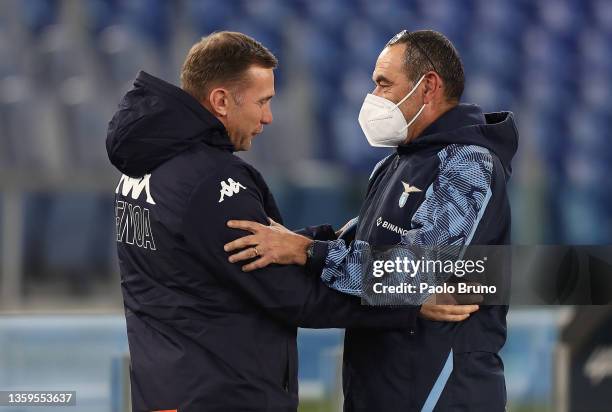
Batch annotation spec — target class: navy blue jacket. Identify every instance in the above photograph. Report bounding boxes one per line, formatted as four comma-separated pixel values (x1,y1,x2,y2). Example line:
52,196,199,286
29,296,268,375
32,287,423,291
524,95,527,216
304,104,518,411
106,71,418,412
346,105,517,411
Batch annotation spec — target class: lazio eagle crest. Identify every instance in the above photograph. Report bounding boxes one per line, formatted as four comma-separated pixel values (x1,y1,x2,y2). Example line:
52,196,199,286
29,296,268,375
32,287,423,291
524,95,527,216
399,181,421,208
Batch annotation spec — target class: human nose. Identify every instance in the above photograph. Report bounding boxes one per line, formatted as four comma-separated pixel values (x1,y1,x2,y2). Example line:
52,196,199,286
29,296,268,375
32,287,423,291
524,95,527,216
261,104,273,124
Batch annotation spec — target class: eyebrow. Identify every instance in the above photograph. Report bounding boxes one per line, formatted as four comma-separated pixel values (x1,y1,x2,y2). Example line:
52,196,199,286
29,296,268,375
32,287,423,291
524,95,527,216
373,74,392,84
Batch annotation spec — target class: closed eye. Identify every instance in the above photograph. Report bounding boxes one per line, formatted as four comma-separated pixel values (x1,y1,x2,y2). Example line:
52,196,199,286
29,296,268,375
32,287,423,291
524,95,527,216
373,74,392,88
258,95,274,105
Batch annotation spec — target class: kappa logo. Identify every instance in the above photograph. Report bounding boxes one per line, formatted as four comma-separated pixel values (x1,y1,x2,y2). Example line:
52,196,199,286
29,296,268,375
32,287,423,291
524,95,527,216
398,181,421,208
219,178,246,203
115,174,156,205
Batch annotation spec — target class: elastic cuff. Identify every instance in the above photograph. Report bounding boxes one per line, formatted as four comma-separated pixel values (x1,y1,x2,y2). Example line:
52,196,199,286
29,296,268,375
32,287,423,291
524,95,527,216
295,225,337,241
305,240,329,275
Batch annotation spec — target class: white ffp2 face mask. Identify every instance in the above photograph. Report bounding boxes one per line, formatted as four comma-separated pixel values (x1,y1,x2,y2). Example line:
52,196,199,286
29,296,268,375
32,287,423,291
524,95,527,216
358,74,427,147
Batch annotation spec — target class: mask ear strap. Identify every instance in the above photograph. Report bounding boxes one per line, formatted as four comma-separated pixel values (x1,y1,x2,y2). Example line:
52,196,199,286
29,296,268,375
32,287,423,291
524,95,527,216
394,74,427,109
400,103,426,133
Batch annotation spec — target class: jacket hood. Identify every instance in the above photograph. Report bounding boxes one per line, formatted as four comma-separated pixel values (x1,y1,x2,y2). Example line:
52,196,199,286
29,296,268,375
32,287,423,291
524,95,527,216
106,71,234,177
397,103,519,177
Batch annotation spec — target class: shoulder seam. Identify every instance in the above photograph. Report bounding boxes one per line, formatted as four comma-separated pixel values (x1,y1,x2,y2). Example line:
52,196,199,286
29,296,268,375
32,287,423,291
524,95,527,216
438,144,493,170
369,154,394,181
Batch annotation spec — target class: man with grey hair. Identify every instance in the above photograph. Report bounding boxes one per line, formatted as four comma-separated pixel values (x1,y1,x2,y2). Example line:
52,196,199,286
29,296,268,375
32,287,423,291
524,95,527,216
226,30,518,411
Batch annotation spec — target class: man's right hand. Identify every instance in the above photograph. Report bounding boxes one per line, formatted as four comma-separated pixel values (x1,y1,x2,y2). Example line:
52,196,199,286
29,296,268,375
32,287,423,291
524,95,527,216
225,218,311,271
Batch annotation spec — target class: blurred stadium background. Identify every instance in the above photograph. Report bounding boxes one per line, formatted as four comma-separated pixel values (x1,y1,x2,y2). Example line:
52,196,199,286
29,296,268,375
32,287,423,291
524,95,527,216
0,0,611,411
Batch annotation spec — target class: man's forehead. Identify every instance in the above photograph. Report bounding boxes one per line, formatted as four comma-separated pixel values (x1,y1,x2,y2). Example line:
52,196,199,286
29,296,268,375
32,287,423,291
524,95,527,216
244,65,274,86
373,44,406,80
243,66,275,93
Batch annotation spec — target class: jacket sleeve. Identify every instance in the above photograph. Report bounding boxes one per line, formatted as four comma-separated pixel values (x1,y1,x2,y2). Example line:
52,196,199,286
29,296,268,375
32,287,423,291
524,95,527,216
181,163,417,330
318,145,494,296
295,224,337,240
298,217,359,274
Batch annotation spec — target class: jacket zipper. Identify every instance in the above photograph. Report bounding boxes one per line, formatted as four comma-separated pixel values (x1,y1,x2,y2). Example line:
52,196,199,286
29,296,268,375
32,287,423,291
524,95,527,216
361,155,402,241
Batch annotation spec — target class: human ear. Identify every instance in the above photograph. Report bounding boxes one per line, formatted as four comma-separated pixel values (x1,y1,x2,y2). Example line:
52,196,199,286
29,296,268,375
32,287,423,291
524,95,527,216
209,87,230,117
422,72,441,104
